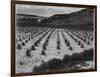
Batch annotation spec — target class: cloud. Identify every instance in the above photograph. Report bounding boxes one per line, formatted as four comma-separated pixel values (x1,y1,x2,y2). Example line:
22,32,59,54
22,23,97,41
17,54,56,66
16,4,86,17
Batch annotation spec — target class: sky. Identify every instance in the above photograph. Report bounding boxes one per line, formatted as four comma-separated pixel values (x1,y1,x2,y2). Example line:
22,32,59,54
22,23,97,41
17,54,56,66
16,4,86,17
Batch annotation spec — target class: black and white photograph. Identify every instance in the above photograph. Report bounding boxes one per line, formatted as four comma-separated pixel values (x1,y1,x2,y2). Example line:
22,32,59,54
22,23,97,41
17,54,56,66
14,2,96,75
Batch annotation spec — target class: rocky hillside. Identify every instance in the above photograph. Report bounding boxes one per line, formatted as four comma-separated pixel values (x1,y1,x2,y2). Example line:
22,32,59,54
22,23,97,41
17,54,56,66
42,8,94,30
17,8,94,30
16,14,45,27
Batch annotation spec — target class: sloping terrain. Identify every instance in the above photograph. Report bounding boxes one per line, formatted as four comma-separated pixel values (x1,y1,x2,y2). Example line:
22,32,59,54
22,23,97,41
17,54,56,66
17,8,94,30
42,8,94,30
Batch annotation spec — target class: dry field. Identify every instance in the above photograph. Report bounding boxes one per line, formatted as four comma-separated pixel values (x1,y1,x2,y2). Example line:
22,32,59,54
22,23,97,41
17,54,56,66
16,27,94,73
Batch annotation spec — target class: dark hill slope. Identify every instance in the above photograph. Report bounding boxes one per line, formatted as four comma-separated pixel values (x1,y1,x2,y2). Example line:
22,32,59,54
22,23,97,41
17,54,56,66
42,8,94,30
17,8,94,30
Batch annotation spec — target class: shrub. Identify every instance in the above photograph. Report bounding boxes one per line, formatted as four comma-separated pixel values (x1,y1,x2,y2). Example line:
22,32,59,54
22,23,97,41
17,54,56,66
67,42,70,46
57,46,60,49
80,44,84,48
88,37,90,39
31,37,33,39
43,45,47,50
39,62,48,71
23,37,25,40
41,50,46,56
26,49,31,57
19,61,24,65
91,37,93,41
83,39,86,42
25,40,28,43
69,47,73,50
19,38,22,41
58,52,60,54
63,54,72,64
87,41,90,45
57,41,60,49
78,41,81,45
81,49,93,61
31,45,35,50
47,58,64,70
65,39,68,43
28,38,30,41
34,42,38,46
71,53,82,62
33,66,41,72
17,44,22,49
33,62,48,72
22,42,25,46
75,39,77,42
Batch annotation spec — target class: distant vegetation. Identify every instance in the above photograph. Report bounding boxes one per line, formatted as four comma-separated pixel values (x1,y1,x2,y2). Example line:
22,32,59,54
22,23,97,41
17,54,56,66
17,8,94,30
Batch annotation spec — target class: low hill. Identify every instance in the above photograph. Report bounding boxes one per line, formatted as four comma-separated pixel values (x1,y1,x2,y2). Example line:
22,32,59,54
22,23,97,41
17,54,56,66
17,8,94,30
42,8,94,30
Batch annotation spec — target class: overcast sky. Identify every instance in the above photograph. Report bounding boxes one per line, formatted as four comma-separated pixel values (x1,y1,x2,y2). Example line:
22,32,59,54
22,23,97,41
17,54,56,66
16,4,86,17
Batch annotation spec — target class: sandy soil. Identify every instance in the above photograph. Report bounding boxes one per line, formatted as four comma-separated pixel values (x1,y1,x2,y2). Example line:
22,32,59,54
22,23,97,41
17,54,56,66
16,28,94,73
